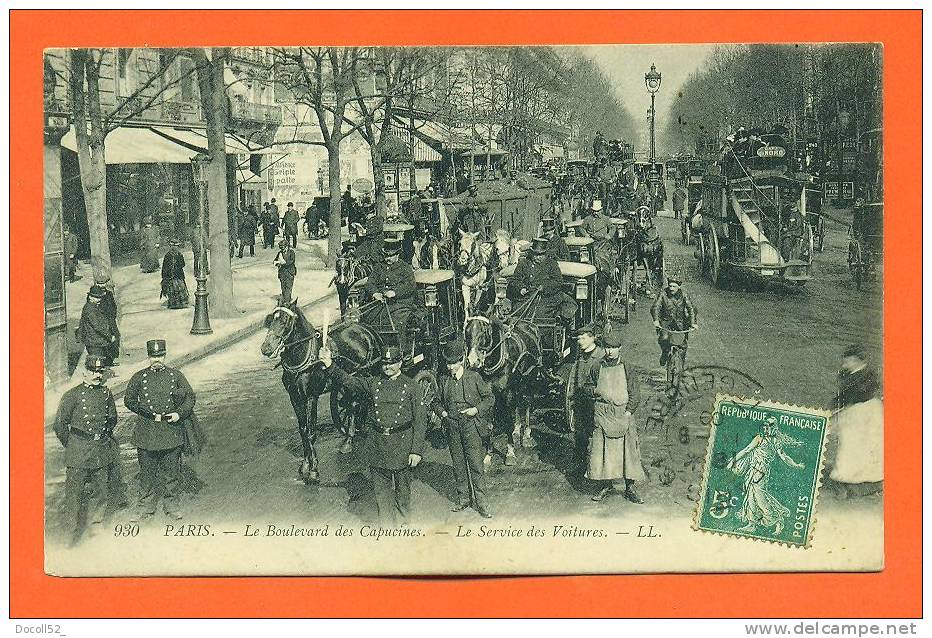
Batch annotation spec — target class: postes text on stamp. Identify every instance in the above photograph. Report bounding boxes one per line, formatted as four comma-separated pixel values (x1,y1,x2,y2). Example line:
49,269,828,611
694,396,830,548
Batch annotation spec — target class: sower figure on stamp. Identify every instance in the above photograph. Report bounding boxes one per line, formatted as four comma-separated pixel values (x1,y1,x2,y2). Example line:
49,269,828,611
274,239,297,304
124,340,197,521
568,323,604,476
53,355,121,546
320,345,427,526
431,339,495,518
584,329,645,503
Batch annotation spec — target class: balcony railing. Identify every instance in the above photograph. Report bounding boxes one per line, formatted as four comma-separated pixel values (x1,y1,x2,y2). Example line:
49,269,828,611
231,48,271,66
229,100,283,125
162,100,201,124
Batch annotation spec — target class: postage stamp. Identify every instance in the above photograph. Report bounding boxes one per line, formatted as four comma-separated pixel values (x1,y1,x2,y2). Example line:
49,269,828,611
694,395,831,548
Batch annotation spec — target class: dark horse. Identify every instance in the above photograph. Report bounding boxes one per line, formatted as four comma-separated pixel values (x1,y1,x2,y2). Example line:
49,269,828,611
635,205,665,293
260,300,380,484
463,314,544,466
332,251,372,317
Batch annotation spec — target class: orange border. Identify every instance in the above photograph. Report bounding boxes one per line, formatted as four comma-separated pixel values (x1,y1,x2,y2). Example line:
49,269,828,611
11,9,921,618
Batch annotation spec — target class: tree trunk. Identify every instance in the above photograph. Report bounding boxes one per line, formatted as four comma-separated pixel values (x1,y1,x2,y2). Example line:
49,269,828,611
71,49,111,282
327,143,343,265
370,143,386,218
195,47,237,317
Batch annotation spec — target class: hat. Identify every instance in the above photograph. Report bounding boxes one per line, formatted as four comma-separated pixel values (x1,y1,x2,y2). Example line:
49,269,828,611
383,238,403,256
574,322,599,338
278,239,289,248
93,272,111,285
666,269,683,285
602,329,624,348
843,344,866,359
591,200,603,212
381,345,402,364
531,237,549,255
88,284,107,299
84,354,109,372
146,339,167,357
271,198,277,203
541,216,557,230
442,339,465,364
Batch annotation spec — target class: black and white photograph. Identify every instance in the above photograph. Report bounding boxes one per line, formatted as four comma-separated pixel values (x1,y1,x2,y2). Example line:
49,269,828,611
41,42,884,575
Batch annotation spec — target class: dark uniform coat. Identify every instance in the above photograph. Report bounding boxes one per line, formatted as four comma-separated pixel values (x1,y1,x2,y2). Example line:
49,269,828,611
54,382,119,469
76,300,115,357
364,259,417,334
547,234,571,261
275,246,297,277
330,367,427,470
124,365,197,451
507,254,574,322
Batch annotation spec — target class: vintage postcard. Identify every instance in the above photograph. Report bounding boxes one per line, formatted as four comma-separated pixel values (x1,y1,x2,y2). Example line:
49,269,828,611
41,40,885,576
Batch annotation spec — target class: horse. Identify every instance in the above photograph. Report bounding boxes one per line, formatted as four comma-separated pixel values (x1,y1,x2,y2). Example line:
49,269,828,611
331,251,372,317
456,228,498,318
635,205,665,294
464,314,545,465
413,232,453,270
260,301,381,483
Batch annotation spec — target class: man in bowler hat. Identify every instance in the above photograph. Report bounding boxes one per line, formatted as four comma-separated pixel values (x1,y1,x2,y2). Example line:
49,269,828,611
273,238,297,304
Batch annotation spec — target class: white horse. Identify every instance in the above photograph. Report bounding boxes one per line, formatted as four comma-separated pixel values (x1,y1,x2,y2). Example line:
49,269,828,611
457,229,493,317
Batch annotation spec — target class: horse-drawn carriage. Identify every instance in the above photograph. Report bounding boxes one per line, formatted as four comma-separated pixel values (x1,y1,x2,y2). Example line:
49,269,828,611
847,202,883,290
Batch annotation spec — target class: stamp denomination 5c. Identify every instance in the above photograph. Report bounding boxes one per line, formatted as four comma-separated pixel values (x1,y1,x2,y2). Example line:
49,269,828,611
694,396,830,548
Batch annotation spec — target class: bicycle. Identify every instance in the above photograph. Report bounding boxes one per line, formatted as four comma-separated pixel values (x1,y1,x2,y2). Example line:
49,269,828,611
659,326,696,396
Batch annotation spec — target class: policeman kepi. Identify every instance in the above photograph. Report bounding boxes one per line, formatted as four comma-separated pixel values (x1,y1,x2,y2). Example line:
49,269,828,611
53,355,121,545
431,339,495,518
320,345,427,526
124,340,197,521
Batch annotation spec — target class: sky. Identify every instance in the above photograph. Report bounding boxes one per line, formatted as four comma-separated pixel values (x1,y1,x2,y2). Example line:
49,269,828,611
582,44,721,151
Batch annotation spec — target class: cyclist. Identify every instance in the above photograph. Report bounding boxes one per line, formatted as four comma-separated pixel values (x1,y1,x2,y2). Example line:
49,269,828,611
650,269,698,367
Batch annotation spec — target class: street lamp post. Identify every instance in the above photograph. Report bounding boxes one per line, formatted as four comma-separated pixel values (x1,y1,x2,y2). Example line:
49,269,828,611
645,63,662,163
190,153,213,335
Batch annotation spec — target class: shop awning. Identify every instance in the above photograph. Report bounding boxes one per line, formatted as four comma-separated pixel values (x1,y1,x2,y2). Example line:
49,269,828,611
237,168,266,185
397,116,476,151
150,126,267,155
61,126,199,164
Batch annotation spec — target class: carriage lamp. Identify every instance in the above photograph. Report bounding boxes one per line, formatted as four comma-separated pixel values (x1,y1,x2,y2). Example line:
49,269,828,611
424,284,439,308
495,277,508,301
575,278,589,300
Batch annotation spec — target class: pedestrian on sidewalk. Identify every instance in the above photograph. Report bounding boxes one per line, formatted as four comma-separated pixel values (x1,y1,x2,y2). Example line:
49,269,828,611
273,239,297,305
569,323,605,475
672,183,687,220
160,240,189,309
65,225,80,282
124,339,197,521
585,329,645,504
281,202,300,248
320,344,426,526
431,339,494,518
53,355,121,545
76,285,118,361
238,205,259,258
304,203,319,239
139,219,161,273
93,272,121,366
260,202,278,249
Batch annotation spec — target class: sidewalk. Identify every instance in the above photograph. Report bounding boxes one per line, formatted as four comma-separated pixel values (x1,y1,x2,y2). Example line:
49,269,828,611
46,237,338,421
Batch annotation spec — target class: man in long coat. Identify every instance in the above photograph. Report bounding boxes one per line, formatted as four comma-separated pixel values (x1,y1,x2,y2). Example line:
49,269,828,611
124,339,197,521
160,240,189,309
76,285,117,360
364,238,417,359
260,203,278,249
584,329,645,503
431,339,495,518
238,205,259,258
542,216,570,261
139,219,161,273
273,239,297,305
320,345,426,525
507,237,576,329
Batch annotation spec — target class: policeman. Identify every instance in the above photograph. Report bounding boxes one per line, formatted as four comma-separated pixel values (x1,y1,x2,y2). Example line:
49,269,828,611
431,340,495,518
320,345,427,526
364,237,418,361
124,340,197,521
507,237,577,330
53,355,120,545
542,216,570,261
273,239,297,305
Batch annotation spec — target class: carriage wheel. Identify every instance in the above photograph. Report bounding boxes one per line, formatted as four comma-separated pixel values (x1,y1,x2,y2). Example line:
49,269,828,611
329,387,358,453
681,216,691,246
709,230,723,288
696,233,707,274
564,371,576,434
848,242,863,290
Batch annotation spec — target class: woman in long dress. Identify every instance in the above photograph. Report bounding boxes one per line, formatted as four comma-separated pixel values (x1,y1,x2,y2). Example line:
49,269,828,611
728,417,805,535
160,240,189,309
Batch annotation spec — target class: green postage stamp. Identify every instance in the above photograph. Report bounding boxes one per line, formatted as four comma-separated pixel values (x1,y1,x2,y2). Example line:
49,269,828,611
694,396,831,548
